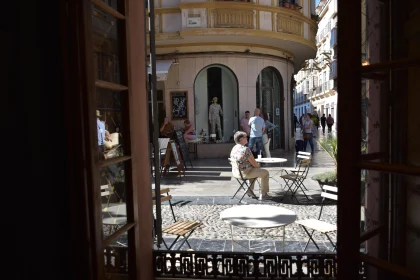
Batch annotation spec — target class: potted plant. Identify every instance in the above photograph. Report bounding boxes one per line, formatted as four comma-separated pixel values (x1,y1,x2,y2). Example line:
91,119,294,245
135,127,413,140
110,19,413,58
311,14,320,22
312,135,338,186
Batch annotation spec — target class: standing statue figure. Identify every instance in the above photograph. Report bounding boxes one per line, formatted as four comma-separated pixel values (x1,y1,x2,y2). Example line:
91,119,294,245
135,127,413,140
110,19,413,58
208,96,223,141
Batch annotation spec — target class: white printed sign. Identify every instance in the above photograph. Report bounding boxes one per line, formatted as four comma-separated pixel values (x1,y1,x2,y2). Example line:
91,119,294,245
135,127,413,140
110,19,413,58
187,17,201,27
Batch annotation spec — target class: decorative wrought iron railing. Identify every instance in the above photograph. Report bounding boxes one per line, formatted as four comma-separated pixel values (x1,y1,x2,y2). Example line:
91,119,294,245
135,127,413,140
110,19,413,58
104,248,367,279
152,250,368,279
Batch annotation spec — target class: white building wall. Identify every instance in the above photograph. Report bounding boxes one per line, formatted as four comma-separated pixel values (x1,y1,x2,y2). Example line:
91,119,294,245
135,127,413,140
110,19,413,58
162,13,182,32
164,54,294,149
259,11,272,31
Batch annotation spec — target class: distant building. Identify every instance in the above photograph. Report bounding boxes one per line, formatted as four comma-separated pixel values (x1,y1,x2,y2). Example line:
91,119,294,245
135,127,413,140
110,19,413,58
294,0,337,127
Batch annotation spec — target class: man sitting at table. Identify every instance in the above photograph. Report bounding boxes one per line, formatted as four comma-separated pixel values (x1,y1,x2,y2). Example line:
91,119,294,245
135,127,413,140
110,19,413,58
159,117,175,138
230,131,271,200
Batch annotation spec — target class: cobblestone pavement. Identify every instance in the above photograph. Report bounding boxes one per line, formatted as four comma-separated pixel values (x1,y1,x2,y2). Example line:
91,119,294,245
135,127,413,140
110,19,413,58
160,203,336,242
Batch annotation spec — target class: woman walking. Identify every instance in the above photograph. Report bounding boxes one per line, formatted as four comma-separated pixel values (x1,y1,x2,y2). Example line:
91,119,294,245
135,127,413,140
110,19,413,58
303,113,314,153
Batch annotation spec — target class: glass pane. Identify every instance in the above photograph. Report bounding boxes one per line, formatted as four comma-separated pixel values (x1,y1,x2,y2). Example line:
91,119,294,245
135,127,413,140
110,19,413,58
360,77,387,155
104,241,130,277
96,88,125,161
261,89,272,117
362,0,388,66
101,162,128,239
92,5,122,84
103,0,119,11
261,69,273,88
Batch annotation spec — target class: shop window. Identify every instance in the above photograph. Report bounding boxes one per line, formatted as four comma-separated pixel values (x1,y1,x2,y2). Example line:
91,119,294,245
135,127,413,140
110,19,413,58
194,65,239,143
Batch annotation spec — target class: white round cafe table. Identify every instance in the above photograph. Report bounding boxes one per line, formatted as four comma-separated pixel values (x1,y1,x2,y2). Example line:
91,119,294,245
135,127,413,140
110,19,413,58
220,205,297,252
255,157,288,183
255,157,287,165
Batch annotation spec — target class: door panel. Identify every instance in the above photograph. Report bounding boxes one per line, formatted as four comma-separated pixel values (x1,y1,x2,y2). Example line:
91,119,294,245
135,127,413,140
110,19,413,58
257,68,281,150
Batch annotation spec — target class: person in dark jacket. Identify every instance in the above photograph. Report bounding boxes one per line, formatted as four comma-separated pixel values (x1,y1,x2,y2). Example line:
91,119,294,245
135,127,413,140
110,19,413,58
320,114,327,134
293,114,298,132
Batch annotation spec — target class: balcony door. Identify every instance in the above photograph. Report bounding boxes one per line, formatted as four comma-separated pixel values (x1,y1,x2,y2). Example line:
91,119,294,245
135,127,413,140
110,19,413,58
79,0,152,279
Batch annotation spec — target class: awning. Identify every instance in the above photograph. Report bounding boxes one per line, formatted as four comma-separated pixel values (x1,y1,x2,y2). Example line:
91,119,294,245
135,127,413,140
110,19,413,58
147,60,173,81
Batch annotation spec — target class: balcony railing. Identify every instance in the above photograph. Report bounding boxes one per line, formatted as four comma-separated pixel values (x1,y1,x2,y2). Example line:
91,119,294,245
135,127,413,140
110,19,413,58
277,14,303,36
152,250,359,279
314,80,334,95
105,249,366,279
176,2,315,36
316,85,322,94
316,22,331,44
214,8,254,28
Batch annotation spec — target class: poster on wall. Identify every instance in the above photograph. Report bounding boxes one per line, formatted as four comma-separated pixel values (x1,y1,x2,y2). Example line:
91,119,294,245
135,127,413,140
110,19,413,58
171,91,188,120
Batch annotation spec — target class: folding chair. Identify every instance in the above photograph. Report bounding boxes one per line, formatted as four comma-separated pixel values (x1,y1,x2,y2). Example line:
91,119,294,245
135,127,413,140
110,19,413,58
295,185,337,251
101,178,122,208
279,158,312,203
150,138,171,176
101,183,114,209
290,152,312,191
153,188,202,250
228,158,260,203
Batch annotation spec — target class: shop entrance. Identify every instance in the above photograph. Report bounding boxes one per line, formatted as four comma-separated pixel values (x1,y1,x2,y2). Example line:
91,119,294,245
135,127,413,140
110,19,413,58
194,65,239,143
256,67,285,149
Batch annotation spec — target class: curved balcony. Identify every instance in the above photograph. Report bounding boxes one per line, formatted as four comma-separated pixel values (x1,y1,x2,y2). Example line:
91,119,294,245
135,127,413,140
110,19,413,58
151,1,317,69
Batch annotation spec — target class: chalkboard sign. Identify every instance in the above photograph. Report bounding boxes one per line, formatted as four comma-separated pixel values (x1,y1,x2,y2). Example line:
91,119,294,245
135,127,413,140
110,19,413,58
174,130,193,169
170,141,181,166
171,91,188,120
163,140,185,177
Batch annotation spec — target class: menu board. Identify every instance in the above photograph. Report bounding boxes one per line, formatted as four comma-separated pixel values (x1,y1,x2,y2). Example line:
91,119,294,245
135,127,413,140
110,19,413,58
170,141,180,165
162,140,185,177
171,91,188,120
174,130,192,169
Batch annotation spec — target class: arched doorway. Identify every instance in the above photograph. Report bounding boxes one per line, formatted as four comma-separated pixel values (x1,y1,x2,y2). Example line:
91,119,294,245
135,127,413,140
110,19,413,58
256,67,285,149
194,65,239,143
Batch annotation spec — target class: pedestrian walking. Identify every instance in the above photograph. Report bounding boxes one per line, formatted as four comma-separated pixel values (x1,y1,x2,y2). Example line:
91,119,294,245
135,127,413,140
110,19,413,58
320,114,326,134
302,113,314,153
293,114,298,132
299,114,305,132
326,114,335,133
248,108,265,157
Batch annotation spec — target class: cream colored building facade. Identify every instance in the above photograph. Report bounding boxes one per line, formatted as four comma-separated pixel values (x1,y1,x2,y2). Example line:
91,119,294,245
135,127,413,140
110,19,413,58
294,0,337,129
150,0,317,153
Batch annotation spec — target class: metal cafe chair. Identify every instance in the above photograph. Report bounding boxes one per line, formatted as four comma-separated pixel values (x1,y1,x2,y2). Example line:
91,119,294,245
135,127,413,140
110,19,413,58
279,158,312,203
153,188,202,250
295,185,337,251
228,158,260,203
